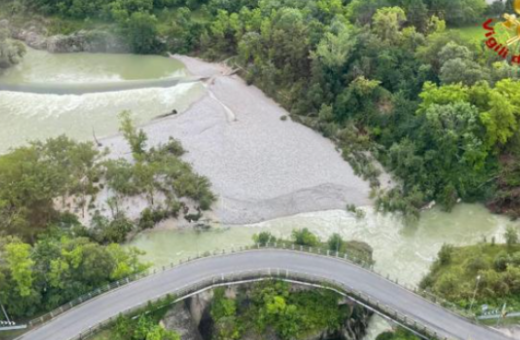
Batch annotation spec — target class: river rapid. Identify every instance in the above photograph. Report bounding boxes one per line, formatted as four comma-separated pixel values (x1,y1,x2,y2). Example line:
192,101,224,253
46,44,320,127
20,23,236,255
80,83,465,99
1,48,517,339
0,47,204,153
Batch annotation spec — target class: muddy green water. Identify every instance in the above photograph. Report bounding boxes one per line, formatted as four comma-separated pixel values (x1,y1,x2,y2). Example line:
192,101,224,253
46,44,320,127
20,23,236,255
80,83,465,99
0,47,204,153
1,47,187,83
2,48,516,339
130,204,516,339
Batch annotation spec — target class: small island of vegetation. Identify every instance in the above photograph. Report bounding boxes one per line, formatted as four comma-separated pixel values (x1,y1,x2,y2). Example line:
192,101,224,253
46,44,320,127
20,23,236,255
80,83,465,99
421,227,520,314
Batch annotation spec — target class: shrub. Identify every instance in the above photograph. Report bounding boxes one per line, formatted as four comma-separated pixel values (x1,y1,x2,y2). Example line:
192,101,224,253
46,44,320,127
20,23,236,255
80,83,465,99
292,228,320,247
91,212,134,244
254,232,276,246
494,251,511,272
505,226,519,248
327,233,344,252
438,244,454,265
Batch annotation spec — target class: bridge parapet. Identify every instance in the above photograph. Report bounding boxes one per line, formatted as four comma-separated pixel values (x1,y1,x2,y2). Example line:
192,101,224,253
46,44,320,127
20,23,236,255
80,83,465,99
20,243,473,340
64,268,452,340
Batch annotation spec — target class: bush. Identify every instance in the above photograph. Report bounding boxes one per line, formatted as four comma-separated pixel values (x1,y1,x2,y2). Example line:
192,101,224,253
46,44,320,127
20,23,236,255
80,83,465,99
438,244,454,265
292,228,320,247
327,233,344,252
494,251,511,272
138,208,168,230
464,256,488,274
505,226,519,248
254,232,276,246
91,212,134,244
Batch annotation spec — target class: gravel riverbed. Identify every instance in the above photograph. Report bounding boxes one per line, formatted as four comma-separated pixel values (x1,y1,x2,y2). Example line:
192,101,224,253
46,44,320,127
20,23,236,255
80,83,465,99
102,55,371,224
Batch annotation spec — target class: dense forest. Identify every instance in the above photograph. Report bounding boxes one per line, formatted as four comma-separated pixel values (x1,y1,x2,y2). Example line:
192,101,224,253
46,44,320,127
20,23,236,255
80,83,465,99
4,0,519,219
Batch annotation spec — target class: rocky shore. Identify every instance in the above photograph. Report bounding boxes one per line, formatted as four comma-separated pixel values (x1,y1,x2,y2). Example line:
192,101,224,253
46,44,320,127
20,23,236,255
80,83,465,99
0,19,129,53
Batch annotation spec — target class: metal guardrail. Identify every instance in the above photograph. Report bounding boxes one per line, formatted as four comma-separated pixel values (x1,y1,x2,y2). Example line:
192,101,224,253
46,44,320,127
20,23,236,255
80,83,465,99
19,242,478,340
67,268,453,340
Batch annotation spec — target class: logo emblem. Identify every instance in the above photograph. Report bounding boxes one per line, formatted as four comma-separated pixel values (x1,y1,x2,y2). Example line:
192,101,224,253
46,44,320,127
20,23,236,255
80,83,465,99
483,0,520,62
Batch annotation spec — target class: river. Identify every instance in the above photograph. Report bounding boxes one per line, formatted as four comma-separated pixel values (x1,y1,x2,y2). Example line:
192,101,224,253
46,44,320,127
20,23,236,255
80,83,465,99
0,47,204,153
1,48,517,339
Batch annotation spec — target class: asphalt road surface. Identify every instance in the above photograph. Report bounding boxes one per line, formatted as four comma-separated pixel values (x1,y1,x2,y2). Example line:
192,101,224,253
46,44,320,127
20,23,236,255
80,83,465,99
18,250,510,340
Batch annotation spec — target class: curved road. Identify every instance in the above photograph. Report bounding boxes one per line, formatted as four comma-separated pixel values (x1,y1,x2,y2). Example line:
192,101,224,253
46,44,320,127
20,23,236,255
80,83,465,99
19,250,509,340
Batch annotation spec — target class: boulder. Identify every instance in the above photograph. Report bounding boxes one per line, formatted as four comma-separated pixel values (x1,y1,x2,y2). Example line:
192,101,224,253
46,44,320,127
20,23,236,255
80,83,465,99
9,21,48,50
162,302,203,340
47,30,129,53
3,19,129,53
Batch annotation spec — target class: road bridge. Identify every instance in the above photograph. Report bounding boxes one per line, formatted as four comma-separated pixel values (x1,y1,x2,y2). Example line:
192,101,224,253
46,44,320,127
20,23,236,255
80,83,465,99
16,249,511,340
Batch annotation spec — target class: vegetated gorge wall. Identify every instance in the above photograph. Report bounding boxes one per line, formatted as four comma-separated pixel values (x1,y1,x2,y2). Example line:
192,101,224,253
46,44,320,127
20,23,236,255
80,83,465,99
163,283,372,340
0,18,129,53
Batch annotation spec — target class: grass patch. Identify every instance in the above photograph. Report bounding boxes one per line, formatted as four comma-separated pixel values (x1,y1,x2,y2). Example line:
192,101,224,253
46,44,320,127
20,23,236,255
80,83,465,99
449,24,485,43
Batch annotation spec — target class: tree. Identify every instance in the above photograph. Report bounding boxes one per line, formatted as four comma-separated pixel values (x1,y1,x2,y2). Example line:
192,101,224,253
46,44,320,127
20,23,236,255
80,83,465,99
346,0,391,25
488,0,506,17
90,212,135,244
124,11,161,54
327,233,344,252
145,326,180,340
292,228,319,247
315,25,357,69
119,111,148,156
477,79,520,149
426,0,487,25
505,226,519,248
5,241,34,297
440,59,489,85
0,28,26,69
253,232,276,246
0,137,100,240
376,328,420,340
372,7,407,44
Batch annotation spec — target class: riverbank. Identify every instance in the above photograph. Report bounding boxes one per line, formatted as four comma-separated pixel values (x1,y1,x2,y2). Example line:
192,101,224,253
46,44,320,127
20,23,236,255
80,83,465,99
101,55,371,225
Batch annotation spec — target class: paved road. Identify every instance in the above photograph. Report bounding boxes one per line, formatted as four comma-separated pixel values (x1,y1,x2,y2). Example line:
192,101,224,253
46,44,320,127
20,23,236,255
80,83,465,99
18,250,509,340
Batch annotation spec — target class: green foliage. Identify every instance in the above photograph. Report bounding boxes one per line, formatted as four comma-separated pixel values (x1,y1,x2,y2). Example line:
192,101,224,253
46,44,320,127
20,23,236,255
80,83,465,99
421,242,520,312
206,280,351,340
291,228,319,247
5,240,35,297
505,226,519,249
114,314,180,340
372,7,406,44
124,11,162,54
106,112,215,215
119,111,148,156
0,232,148,319
0,136,103,240
253,231,276,246
438,244,454,265
327,233,344,252
0,113,214,242
211,288,237,320
376,328,420,340
251,230,374,266
0,28,26,69
91,212,135,244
